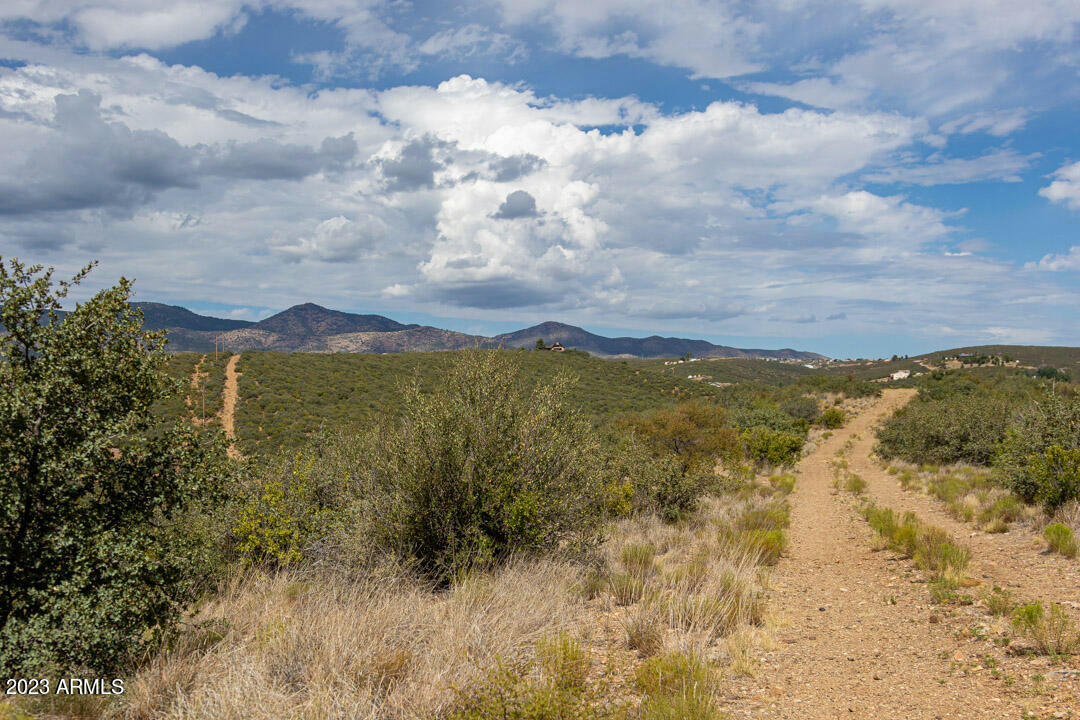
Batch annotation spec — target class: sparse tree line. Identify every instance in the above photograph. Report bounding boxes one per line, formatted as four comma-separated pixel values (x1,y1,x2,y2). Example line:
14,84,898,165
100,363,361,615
0,258,871,690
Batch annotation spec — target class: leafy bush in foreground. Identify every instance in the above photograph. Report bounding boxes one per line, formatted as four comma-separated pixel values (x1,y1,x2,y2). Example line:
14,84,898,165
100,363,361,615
0,259,230,676
233,434,364,566
359,350,606,582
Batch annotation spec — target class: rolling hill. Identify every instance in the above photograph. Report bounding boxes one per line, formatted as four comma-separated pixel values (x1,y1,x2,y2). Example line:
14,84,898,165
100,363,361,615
494,321,825,360
917,345,1080,369
132,302,254,332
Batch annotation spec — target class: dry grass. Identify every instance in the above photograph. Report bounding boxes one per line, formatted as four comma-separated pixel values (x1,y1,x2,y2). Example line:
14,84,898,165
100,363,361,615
1052,499,1080,533
861,506,971,588
1043,522,1079,558
118,561,584,720
885,461,1037,533
623,605,665,657
87,477,790,720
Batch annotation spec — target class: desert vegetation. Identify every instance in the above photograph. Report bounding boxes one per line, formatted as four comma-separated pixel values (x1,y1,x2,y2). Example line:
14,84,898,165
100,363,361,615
224,350,726,453
876,369,1080,540
1,259,819,719
5,257,1079,719
105,355,799,719
861,505,973,605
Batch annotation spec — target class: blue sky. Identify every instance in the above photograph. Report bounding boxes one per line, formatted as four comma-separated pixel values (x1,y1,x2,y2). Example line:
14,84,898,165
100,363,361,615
1,1,1079,358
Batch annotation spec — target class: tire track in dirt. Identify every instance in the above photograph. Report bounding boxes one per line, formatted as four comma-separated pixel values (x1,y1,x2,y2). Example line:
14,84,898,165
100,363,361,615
721,389,1079,719
846,403,1080,616
221,353,242,460
186,354,206,416
186,354,209,425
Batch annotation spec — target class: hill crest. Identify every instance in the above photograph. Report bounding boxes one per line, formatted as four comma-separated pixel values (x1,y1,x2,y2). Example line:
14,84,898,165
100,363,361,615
495,321,825,360
251,303,418,336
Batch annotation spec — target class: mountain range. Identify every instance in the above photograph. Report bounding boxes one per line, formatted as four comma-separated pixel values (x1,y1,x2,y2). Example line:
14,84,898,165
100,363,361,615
129,302,825,360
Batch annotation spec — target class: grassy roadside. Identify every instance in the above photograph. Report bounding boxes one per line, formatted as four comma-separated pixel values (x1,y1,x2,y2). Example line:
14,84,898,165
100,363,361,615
84,474,796,719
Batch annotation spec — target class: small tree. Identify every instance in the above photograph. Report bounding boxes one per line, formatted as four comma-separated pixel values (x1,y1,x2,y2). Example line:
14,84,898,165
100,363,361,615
361,350,605,582
0,258,229,675
536,337,546,350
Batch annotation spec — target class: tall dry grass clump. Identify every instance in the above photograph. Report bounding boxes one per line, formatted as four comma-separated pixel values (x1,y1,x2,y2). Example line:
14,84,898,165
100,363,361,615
120,560,584,720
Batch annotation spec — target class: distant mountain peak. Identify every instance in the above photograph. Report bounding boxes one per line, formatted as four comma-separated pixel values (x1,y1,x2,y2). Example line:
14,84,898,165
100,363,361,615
130,298,824,360
253,304,418,336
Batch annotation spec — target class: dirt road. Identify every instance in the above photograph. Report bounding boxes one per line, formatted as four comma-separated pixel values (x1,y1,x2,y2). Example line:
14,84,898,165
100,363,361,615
722,389,1080,719
221,353,242,460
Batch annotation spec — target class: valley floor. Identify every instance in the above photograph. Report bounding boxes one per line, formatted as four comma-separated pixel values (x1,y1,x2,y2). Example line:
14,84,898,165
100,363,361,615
722,389,1080,719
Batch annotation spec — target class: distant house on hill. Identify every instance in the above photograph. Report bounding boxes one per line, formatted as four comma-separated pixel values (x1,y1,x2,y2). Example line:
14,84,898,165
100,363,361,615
890,369,911,380
547,341,565,352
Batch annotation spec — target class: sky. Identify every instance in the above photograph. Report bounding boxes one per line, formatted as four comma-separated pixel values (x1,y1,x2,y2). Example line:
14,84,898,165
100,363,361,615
0,1,1078,358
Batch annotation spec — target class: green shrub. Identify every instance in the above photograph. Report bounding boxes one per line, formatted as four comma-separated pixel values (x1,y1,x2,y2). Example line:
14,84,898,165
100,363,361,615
983,586,1016,616
861,505,969,584
742,426,803,468
601,430,711,521
738,529,786,565
1012,602,1080,656
634,651,720,719
358,350,606,583
929,577,972,606
843,473,867,494
451,634,629,719
612,402,741,521
730,404,808,436
997,397,1080,510
768,473,796,496
1036,366,1070,382
634,651,716,699
820,407,846,429
876,391,1012,465
977,495,1024,527
233,438,361,566
0,259,231,676
617,401,740,473
1043,523,1079,558
781,395,820,423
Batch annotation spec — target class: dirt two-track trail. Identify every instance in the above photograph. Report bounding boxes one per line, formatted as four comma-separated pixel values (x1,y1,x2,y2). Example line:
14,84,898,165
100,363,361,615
222,353,242,460
721,389,1080,720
